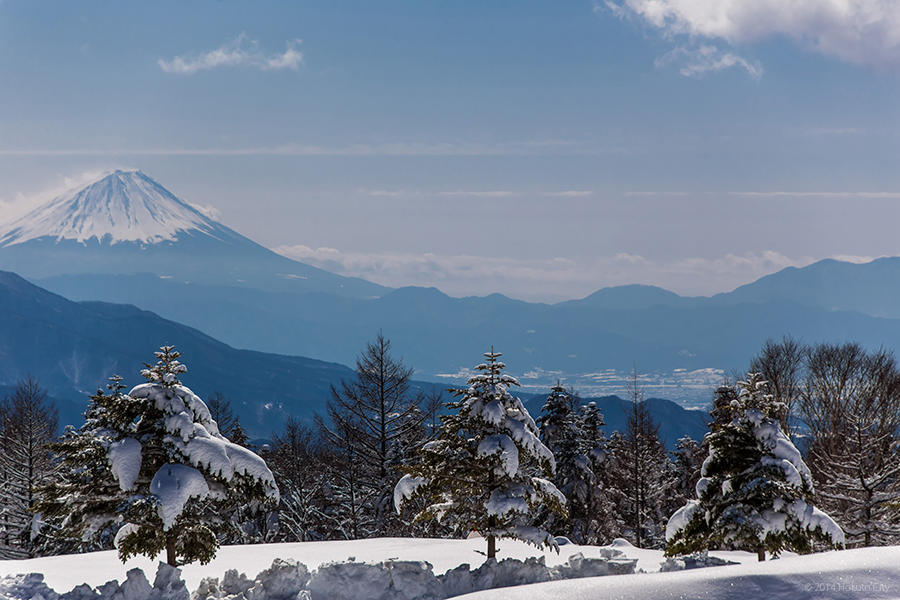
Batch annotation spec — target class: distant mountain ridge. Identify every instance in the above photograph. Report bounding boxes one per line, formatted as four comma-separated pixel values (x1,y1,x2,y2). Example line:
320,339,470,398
0,270,708,448
0,170,388,298
10,170,900,408
0,269,362,432
561,258,900,319
37,271,900,386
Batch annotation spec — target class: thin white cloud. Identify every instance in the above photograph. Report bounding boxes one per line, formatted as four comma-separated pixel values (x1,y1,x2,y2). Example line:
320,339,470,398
0,139,604,158
655,44,763,79
360,188,593,198
0,169,115,225
545,190,593,197
158,34,303,75
626,190,900,199
186,202,223,220
803,127,865,137
605,0,900,68
625,191,690,197
728,191,900,199
273,244,870,302
438,190,514,198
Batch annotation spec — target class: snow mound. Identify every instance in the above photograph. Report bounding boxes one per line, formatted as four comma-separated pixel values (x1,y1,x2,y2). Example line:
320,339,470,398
0,552,637,600
0,565,189,600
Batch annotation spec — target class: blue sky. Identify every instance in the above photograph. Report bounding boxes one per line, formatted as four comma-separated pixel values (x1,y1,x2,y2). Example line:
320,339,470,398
1,1,900,301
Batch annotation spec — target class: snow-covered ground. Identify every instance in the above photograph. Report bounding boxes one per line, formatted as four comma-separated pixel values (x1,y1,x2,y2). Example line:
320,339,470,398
461,545,900,600
1,537,895,599
0,537,647,592
0,537,745,596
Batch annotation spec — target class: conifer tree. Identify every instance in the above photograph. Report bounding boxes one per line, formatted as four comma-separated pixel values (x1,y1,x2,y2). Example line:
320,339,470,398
37,346,279,566
395,349,566,560
670,436,704,510
324,333,423,536
538,383,610,544
36,376,132,554
666,374,844,560
576,400,619,543
229,418,249,448
0,377,57,558
607,373,674,548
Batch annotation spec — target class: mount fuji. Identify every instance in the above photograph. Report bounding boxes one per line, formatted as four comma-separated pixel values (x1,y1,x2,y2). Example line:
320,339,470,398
0,170,387,298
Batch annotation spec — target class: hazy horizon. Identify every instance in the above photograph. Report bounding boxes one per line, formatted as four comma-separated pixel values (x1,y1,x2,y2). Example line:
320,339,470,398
2,2,900,301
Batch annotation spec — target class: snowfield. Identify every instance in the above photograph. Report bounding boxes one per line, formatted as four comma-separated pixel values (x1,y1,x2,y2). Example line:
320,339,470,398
2,537,634,592
461,545,900,600
2,537,893,599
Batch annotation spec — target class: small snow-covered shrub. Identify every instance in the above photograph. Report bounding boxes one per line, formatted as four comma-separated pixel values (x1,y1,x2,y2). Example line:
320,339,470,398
659,551,737,572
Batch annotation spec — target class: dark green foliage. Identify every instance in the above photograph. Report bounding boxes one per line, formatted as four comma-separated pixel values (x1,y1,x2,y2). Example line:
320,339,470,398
37,346,279,566
538,385,615,544
395,350,566,560
666,374,844,559
35,377,130,555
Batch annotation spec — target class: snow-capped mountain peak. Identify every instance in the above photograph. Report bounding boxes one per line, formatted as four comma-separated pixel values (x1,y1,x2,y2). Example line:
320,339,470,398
0,170,224,247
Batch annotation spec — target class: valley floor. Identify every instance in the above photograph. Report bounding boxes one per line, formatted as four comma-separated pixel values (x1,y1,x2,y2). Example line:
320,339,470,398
0,537,895,599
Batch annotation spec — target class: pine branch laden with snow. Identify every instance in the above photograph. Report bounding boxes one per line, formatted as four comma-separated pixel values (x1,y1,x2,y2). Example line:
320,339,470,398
665,374,844,559
394,349,566,559
37,347,279,567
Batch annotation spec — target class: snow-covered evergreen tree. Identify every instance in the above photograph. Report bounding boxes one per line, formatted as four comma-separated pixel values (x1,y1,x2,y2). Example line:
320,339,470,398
537,383,582,537
36,376,131,555
38,346,279,566
576,400,619,543
669,436,704,513
666,374,844,560
395,349,566,560
538,384,612,544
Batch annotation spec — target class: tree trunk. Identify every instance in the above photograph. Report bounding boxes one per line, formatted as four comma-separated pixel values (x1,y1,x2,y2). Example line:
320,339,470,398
487,535,496,560
166,536,177,566
757,546,765,562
